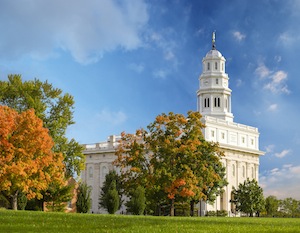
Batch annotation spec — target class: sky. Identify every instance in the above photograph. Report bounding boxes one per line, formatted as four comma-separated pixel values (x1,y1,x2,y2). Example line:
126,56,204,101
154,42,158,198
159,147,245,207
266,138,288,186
0,0,299,200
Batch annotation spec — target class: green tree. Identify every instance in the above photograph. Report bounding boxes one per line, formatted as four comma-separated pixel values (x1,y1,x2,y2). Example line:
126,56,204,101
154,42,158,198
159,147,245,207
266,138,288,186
115,111,227,216
76,182,91,213
265,195,279,217
99,171,121,214
231,179,265,217
44,182,73,212
0,74,84,177
105,180,120,214
281,197,299,217
126,186,146,215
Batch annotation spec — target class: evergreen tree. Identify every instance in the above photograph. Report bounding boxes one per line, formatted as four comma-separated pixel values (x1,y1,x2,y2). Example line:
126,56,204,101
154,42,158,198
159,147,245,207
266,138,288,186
231,179,265,217
99,171,121,214
126,186,146,215
106,180,119,214
76,182,91,213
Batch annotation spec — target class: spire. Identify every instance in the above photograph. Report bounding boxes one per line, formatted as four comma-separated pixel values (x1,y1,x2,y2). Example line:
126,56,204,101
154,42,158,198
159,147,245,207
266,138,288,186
212,31,216,50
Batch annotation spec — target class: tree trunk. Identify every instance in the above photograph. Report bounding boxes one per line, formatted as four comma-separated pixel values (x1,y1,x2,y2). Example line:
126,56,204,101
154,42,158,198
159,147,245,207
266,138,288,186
170,199,175,216
11,191,19,210
190,200,195,216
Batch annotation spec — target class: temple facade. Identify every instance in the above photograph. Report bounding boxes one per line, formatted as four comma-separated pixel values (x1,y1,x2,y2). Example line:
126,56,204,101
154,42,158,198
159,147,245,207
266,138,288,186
81,33,264,215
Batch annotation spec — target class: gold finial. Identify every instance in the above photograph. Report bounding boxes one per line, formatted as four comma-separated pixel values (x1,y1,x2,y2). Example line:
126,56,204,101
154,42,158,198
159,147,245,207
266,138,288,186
212,31,216,50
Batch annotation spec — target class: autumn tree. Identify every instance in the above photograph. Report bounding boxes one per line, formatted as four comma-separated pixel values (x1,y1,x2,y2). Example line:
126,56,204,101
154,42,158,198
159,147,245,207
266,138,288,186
115,111,227,216
0,106,65,210
231,179,265,217
0,74,84,177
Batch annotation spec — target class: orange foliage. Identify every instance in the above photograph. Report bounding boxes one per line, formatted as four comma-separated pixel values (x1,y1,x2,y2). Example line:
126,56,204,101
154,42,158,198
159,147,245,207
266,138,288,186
0,106,65,200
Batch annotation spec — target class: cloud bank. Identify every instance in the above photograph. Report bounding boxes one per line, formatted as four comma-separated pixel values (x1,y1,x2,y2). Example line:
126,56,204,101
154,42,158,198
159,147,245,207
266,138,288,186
0,0,149,64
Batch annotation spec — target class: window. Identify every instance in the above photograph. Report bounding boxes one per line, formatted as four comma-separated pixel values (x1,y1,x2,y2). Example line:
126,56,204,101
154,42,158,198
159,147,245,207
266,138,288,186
204,98,210,108
222,62,224,71
251,139,254,145
232,164,235,176
211,130,215,137
207,62,210,70
214,97,220,107
251,167,254,178
216,78,219,84
221,132,225,139
89,167,93,178
215,62,218,70
242,137,245,143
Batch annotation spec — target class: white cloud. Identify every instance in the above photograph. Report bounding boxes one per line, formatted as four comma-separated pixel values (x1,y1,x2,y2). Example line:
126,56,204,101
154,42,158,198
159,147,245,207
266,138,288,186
274,149,291,158
265,144,275,153
255,64,271,79
232,31,246,42
153,69,169,79
96,109,127,126
274,55,282,63
128,63,145,73
236,79,243,87
267,104,278,111
260,164,300,199
0,0,149,64
255,63,290,94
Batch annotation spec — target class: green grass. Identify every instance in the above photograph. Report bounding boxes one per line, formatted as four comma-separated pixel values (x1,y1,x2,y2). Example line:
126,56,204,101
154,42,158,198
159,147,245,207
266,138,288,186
0,210,300,233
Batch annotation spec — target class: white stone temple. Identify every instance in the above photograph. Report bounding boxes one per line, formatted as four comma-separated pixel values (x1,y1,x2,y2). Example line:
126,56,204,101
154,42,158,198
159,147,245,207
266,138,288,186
81,33,264,216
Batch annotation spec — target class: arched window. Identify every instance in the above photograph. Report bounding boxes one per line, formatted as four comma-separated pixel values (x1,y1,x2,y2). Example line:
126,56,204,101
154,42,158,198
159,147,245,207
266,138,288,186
207,62,210,71
232,164,235,176
215,62,218,70
89,167,93,178
102,166,108,179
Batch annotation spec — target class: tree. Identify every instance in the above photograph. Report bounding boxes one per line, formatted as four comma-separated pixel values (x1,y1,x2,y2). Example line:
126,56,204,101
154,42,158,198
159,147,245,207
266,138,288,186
281,197,299,217
231,179,265,217
0,74,84,177
115,111,227,216
44,182,73,212
76,182,91,213
126,186,146,215
265,195,279,217
106,180,120,214
99,171,121,214
0,106,65,210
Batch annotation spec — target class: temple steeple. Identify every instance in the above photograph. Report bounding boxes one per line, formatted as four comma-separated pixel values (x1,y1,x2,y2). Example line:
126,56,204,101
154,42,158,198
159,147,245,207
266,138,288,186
197,33,234,122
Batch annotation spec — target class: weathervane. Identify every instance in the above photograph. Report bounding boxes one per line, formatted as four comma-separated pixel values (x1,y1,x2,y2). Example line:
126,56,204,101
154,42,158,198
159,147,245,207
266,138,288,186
212,31,216,50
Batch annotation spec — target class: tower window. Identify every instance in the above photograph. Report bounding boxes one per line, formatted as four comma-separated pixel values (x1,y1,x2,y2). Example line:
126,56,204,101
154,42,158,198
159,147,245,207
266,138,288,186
215,62,218,70
207,62,210,71
216,78,219,84
204,98,210,108
214,97,220,107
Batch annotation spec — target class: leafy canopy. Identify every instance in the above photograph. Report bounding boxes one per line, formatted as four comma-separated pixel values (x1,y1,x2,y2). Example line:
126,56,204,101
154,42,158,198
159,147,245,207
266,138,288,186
231,179,265,217
114,111,227,216
0,74,84,177
0,106,65,210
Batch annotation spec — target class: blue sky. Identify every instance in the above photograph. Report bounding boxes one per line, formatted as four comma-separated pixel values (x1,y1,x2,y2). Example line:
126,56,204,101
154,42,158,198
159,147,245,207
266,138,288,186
0,0,299,200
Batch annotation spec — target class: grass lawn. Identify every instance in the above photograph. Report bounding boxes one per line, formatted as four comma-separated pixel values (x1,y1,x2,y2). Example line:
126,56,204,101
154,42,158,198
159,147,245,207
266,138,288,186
0,210,300,233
